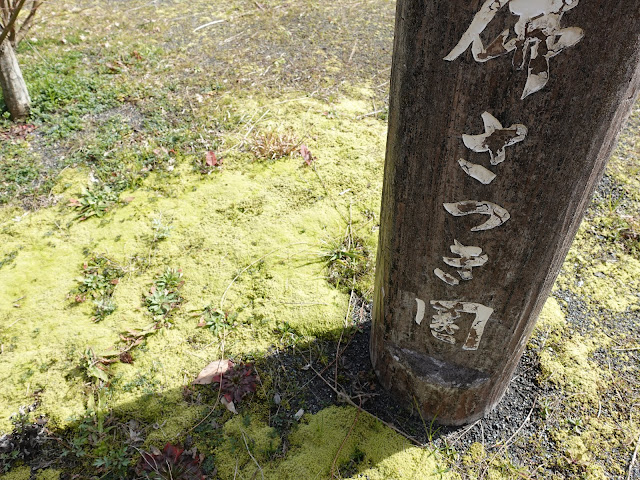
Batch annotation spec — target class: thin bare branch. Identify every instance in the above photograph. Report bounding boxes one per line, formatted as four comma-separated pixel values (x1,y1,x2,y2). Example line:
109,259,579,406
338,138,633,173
0,0,26,47
15,0,43,46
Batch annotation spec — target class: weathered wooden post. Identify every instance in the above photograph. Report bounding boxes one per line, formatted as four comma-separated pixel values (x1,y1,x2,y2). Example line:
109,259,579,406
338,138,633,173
371,0,640,426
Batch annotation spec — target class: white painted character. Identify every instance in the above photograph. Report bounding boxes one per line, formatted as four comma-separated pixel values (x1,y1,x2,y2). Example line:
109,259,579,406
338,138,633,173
429,300,494,350
443,200,510,231
435,240,488,286
444,0,584,99
457,112,528,184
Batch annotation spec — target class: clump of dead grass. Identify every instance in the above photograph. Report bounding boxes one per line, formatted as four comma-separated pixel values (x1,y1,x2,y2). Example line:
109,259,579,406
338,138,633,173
250,129,300,161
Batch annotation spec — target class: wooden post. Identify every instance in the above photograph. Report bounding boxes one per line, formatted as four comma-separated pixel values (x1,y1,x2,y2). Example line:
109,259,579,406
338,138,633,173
371,0,640,426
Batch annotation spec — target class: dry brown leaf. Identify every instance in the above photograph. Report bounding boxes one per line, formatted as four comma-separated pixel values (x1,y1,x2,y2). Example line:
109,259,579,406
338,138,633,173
220,396,238,414
193,359,232,385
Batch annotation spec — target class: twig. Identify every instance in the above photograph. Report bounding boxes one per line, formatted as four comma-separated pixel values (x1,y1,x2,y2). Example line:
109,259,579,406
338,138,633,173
124,0,157,13
479,400,537,479
331,398,361,478
309,364,423,446
193,19,224,32
220,243,306,309
347,39,357,63
219,249,279,309
243,108,270,140
277,302,329,306
628,432,640,480
242,430,265,480
356,108,386,120
446,420,480,447
0,0,27,46
179,341,226,439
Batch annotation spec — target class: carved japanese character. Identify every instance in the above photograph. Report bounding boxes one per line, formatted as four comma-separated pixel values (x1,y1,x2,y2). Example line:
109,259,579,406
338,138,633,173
444,0,584,99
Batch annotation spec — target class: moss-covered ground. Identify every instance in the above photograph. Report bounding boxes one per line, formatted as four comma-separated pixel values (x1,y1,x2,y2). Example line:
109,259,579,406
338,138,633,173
0,0,638,479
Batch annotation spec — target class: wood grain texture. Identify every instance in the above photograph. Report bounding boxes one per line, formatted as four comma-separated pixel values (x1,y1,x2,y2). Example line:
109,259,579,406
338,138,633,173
371,0,640,426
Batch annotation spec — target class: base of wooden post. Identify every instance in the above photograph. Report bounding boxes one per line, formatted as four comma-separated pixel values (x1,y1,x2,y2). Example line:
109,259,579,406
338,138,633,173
370,327,507,426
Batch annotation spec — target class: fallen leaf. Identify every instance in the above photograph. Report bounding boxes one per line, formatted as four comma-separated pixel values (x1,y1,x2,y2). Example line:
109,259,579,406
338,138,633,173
68,198,81,207
193,359,233,385
120,351,134,364
205,151,222,167
221,397,238,414
300,144,313,166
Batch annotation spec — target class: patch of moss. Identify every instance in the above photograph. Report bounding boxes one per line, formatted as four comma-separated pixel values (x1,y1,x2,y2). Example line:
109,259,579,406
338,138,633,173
537,314,605,406
555,229,640,312
0,94,385,434
34,469,61,480
219,406,455,480
0,466,31,480
550,430,607,480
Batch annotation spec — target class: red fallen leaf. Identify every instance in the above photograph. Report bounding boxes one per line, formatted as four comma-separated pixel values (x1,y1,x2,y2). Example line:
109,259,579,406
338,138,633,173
68,198,81,207
197,319,206,328
149,285,156,294
193,359,233,385
205,151,222,167
123,196,135,203
163,443,184,463
111,279,120,285
75,294,87,303
300,144,313,166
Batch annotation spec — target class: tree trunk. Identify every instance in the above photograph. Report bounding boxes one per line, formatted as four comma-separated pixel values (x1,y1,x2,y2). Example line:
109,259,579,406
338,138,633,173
0,39,30,120
371,0,640,426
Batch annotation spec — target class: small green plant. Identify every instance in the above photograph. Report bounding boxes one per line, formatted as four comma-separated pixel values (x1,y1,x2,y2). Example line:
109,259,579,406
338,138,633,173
320,229,373,296
61,412,134,476
93,445,132,476
274,321,303,347
72,254,125,321
155,267,184,291
567,416,584,433
80,348,112,385
69,185,120,221
151,216,173,243
145,268,184,324
197,305,237,336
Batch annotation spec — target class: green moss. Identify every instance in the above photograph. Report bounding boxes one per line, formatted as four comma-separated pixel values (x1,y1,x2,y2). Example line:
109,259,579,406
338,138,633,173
0,466,31,480
0,94,385,432
555,229,640,312
214,406,456,480
34,470,61,480
551,430,607,480
537,319,605,406
214,413,281,477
